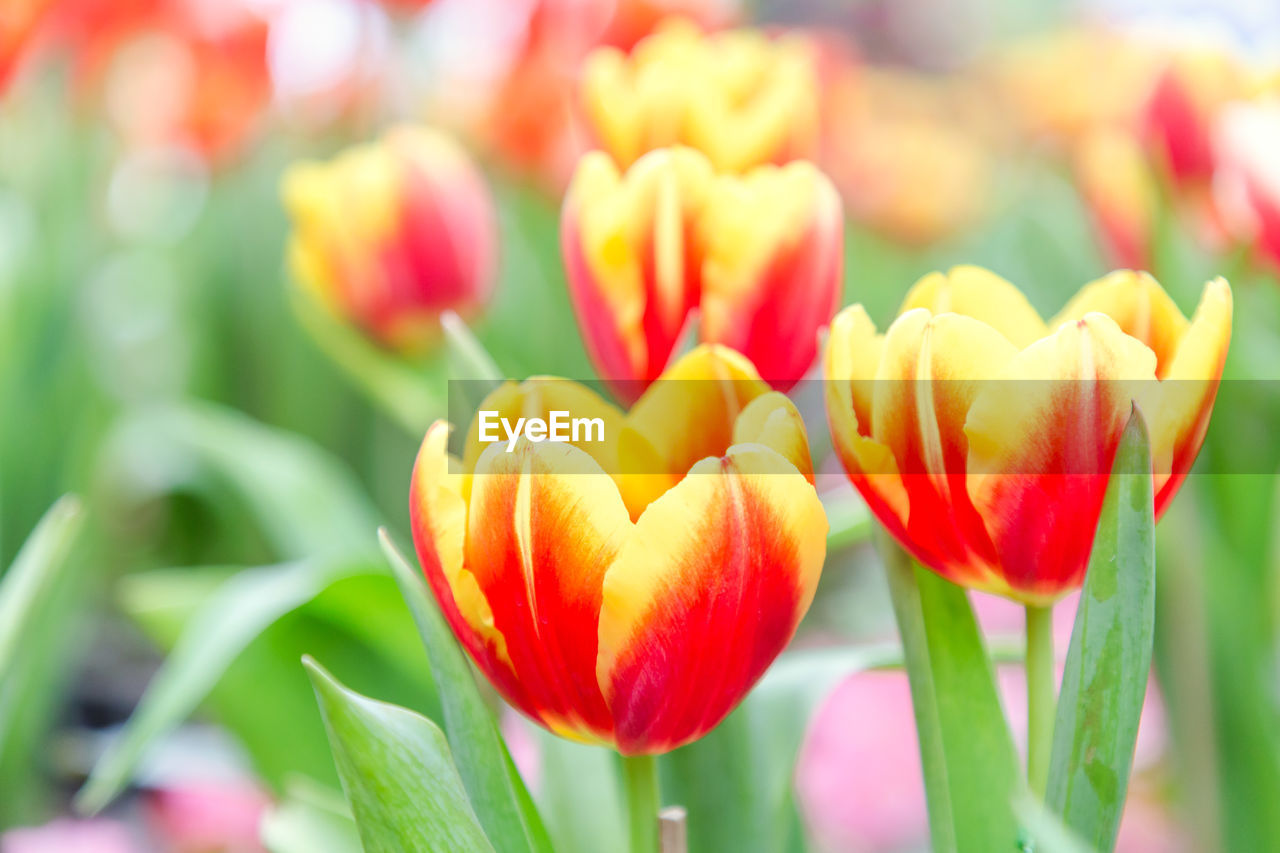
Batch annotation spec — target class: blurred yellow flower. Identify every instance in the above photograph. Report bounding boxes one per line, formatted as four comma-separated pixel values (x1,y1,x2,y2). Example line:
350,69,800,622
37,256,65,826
581,18,820,173
822,68,992,246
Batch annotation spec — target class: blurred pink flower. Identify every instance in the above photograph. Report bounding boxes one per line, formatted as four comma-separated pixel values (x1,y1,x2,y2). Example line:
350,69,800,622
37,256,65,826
1,818,140,853
795,595,1179,851
144,780,270,853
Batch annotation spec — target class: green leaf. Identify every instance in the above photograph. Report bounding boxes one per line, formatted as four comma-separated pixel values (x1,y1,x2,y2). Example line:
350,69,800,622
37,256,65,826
0,495,84,681
75,555,380,814
876,526,1021,853
379,530,552,853
260,778,362,853
1013,794,1100,853
110,403,379,559
304,658,496,853
1045,408,1155,850
0,496,88,821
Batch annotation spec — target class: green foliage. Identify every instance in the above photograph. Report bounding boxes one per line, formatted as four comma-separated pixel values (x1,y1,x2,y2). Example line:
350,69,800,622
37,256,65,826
305,659,496,853
877,527,1022,853
1045,410,1156,850
379,532,553,853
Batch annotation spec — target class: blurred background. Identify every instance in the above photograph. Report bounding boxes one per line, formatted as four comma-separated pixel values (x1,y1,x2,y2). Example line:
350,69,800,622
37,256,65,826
2,0,1279,851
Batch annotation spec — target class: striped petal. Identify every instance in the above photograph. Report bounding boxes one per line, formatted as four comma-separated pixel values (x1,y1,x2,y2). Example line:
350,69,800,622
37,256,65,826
465,439,634,742
822,304,908,531
964,314,1158,602
561,148,714,401
869,310,1018,587
1145,278,1232,513
597,445,828,753
410,422,522,712
699,162,843,387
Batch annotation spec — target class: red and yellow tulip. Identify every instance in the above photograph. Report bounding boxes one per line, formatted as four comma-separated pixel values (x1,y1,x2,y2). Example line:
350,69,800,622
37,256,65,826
282,126,498,353
581,18,821,173
410,346,827,753
562,146,842,401
824,266,1231,604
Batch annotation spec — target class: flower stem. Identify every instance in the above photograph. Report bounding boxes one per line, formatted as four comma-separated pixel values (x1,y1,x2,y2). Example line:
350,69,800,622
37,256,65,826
1025,603,1056,797
622,753,660,853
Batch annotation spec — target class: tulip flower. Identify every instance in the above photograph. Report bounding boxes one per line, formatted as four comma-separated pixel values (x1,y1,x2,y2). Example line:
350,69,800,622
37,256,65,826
824,266,1231,604
409,345,828,754
581,18,821,173
562,146,842,401
282,126,498,352
1212,99,1280,272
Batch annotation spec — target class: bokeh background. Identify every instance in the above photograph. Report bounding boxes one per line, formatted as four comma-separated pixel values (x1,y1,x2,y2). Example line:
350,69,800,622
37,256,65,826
2,0,1280,851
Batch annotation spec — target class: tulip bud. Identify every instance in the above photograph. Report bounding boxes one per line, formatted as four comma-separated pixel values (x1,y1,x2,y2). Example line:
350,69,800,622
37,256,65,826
282,126,498,352
410,345,828,753
581,19,820,173
825,266,1231,604
562,146,842,401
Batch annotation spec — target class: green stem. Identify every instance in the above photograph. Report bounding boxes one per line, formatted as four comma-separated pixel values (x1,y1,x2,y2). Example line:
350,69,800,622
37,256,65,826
1025,603,1056,797
622,753,660,853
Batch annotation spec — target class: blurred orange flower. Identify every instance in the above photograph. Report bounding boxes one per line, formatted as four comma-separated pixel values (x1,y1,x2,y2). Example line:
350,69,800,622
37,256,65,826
410,345,827,753
0,0,57,92
282,126,498,353
822,67,993,246
562,146,842,400
418,0,737,190
26,0,273,161
987,28,1163,150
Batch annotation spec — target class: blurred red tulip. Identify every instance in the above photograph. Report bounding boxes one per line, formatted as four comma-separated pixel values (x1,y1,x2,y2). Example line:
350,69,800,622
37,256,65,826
1144,51,1248,188
28,0,272,162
